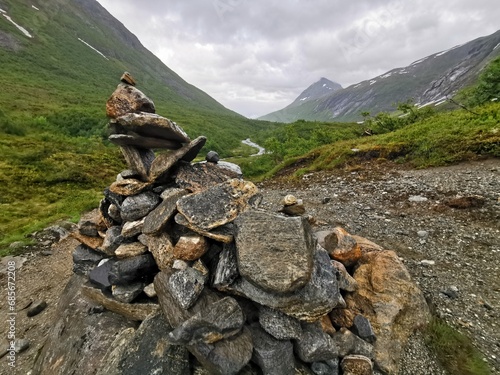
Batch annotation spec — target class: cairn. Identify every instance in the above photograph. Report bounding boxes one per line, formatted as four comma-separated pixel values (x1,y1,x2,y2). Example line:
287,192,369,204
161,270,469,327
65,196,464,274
69,73,429,375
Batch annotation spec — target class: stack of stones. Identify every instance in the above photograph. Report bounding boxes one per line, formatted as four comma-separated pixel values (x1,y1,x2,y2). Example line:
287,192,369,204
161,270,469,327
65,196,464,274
71,74,428,375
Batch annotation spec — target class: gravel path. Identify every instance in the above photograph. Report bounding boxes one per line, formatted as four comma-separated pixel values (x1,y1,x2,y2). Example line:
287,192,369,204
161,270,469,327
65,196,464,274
259,158,500,374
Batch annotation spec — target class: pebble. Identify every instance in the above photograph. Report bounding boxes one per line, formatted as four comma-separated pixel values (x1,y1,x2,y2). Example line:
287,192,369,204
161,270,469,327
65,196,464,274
27,301,48,317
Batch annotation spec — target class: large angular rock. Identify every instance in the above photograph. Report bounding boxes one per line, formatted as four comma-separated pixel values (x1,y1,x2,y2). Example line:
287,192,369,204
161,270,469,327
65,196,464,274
32,275,136,375
142,233,175,270
168,297,244,345
148,137,207,183
258,305,302,340
228,246,343,321
109,253,158,285
114,112,190,143
109,132,182,150
324,227,362,267
154,270,253,375
249,324,295,375
295,322,338,363
73,244,105,276
235,210,315,293
344,250,430,374
106,83,155,118
96,313,191,375
143,188,188,235
120,146,155,181
121,191,161,222
88,259,115,290
176,179,259,232
175,162,243,193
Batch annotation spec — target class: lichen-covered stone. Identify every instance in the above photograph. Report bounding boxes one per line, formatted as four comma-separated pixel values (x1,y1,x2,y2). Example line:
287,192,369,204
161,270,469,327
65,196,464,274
258,305,302,340
142,233,175,270
168,265,208,310
106,83,155,119
175,162,243,193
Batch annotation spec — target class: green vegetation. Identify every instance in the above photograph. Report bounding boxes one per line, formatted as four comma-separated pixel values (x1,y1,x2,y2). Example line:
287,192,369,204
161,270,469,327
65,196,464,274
425,318,491,375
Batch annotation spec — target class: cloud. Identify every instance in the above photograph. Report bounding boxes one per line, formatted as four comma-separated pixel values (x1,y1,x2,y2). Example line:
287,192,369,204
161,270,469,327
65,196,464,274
97,0,500,117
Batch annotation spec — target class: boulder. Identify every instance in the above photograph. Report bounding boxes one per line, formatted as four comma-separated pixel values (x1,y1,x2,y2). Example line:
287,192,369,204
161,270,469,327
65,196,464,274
176,179,259,231
106,83,155,118
235,210,315,293
88,259,115,290
120,191,161,222
344,250,430,374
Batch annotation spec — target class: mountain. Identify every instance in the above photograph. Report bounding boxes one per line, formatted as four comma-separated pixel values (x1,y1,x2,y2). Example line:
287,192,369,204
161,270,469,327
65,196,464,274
0,0,271,153
259,30,500,123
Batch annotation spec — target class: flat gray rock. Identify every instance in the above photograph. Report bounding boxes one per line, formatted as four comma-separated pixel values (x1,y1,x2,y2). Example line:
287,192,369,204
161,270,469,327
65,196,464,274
109,132,182,150
234,210,315,293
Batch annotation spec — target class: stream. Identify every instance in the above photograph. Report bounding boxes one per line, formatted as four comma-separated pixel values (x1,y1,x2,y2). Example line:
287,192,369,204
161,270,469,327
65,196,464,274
241,138,266,156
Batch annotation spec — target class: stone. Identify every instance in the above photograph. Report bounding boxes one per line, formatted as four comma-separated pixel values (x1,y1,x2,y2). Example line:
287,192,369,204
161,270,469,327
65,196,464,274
235,209,315,293
175,162,243,193
97,313,191,375
120,71,136,86
331,260,358,292
351,235,384,254
121,218,145,238
324,227,362,267
115,242,147,258
32,275,137,375
177,179,259,231
120,146,155,181
112,282,145,303
109,178,150,196
106,83,155,118
114,112,190,143
311,359,339,375
98,226,123,255
81,284,159,321
281,203,306,216
213,242,239,289
121,191,161,222
282,194,298,206
103,188,125,208
249,324,295,375
320,315,337,337
98,197,115,229
173,234,209,261
295,322,338,363
109,132,183,150
206,150,220,163
444,195,485,209
344,250,430,374
217,161,243,177
27,300,47,317
143,188,188,235
148,137,207,183
228,246,343,321
73,244,106,276
174,214,235,243
352,315,376,344
143,283,156,298
332,328,374,359
108,204,122,223
441,285,459,299
109,253,158,286
408,195,428,203
329,308,356,329
168,297,245,345
78,209,103,237
154,270,253,375
119,169,141,180
340,355,373,375
88,259,115,290
168,265,208,310
72,232,104,251
142,233,175,270
258,305,302,340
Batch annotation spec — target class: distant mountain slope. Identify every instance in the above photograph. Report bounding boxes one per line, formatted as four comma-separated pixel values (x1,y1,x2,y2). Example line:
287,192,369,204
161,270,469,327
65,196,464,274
260,30,500,123
0,0,248,137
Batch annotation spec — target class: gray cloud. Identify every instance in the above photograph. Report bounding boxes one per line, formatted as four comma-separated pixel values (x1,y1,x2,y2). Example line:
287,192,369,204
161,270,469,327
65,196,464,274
97,0,500,118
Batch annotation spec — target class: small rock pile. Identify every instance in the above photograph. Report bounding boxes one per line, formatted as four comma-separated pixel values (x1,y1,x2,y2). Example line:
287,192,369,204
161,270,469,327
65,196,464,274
70,74,429,375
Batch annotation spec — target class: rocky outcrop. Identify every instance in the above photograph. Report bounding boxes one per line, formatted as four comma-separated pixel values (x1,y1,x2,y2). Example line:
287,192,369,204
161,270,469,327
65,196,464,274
35,74,430,375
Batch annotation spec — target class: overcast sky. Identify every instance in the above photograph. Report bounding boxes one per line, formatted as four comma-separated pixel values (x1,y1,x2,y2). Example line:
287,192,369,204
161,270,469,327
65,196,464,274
96,0,500,118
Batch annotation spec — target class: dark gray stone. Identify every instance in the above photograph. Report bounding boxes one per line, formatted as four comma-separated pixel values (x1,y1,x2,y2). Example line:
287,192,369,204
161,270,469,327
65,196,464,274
27,301,47,317
120,169,141,180
331,260,358,292
98,313,191,375
294,322,338,363
108,204,122,223
206,150,220,163
103,187,125,208
332,328,374,359
311,360,339,375
227,246,343,321
143,188,188,235
111,282,145,303
99,226,123,255
175,162,243,193
168,265,208,310
73,244,105,276
109,132,183,150
121,191,161,222
119,146,155,181
89,259,115,290
352,315,377,344
213,242,239,289
168,297,244,345
176,179,259,231
109,253,158,286
259,305,302,340
234,210,314,293
77,209,101,237
249,324,295,375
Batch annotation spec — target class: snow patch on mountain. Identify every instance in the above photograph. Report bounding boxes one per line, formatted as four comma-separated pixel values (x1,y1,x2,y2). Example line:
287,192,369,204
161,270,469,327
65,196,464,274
434,44,461,57
494,43,500,51
0,8,6,13
78,38,109,60
2,14,32,38
32,5,40,11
